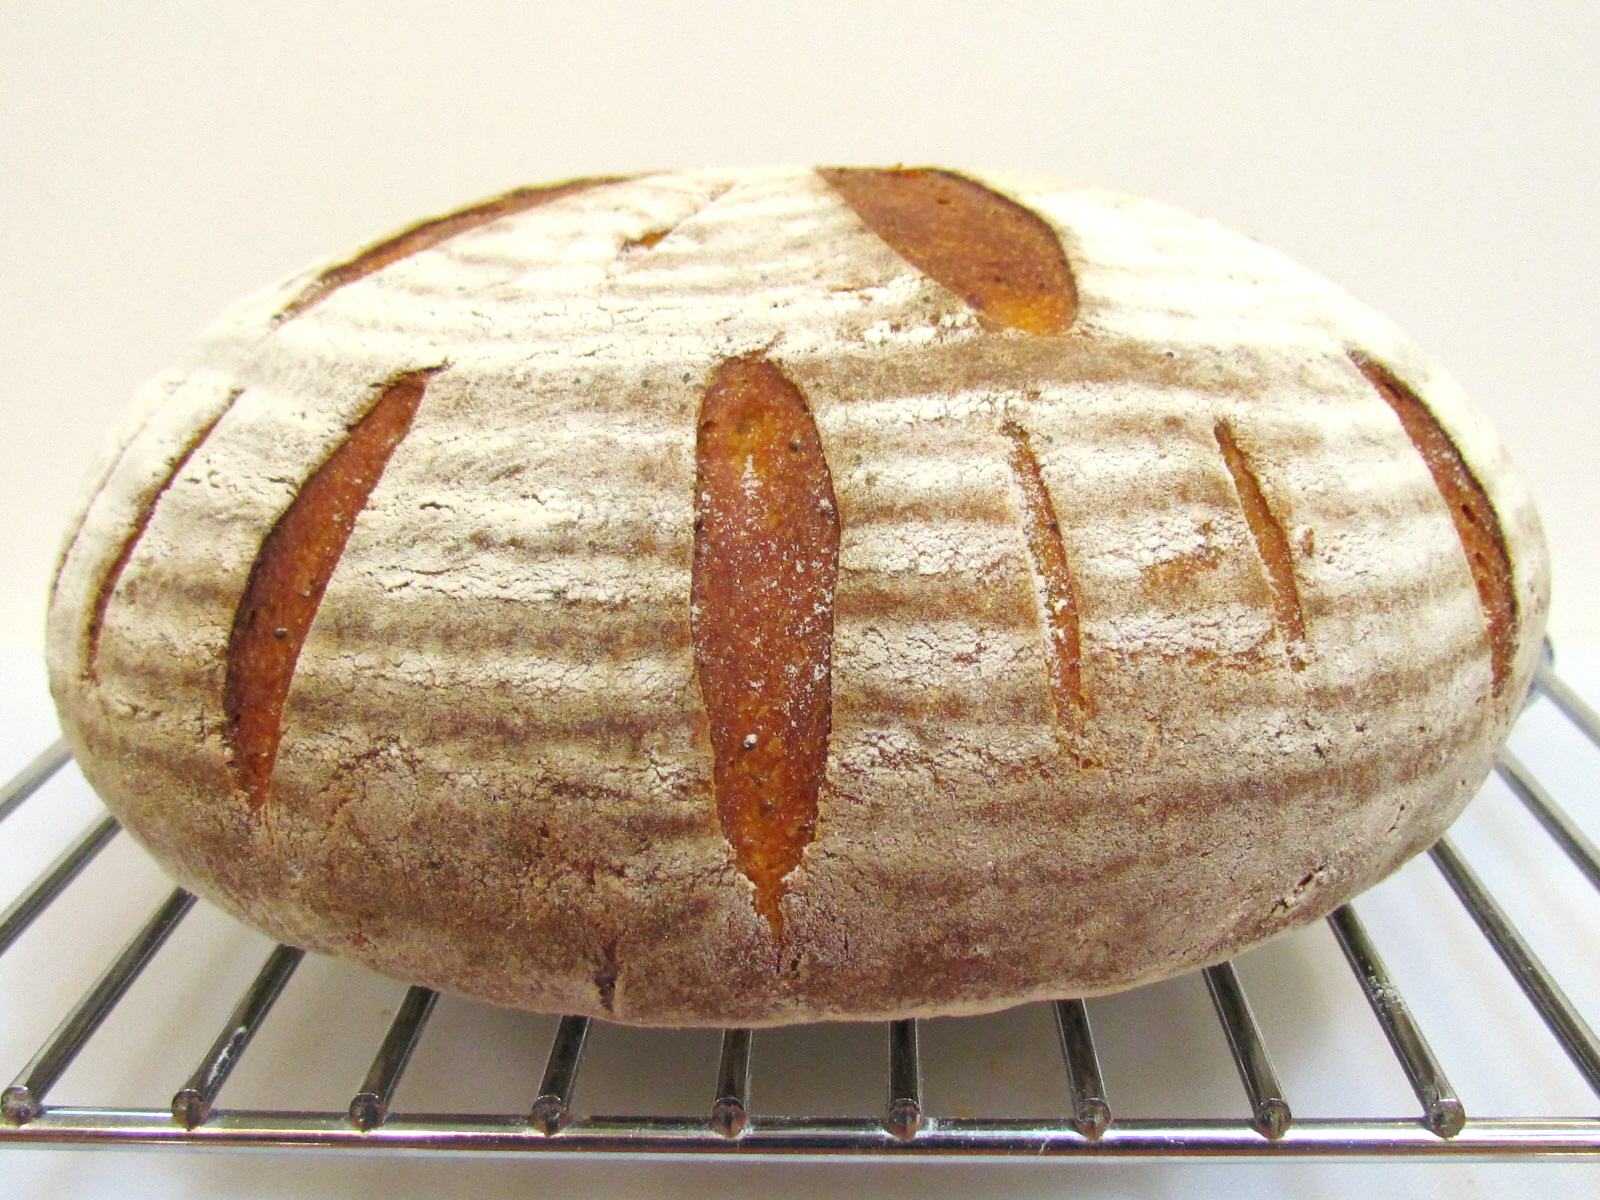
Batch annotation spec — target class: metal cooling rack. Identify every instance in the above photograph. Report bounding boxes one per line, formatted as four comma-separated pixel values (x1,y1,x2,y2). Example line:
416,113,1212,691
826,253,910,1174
0,661,1596,1161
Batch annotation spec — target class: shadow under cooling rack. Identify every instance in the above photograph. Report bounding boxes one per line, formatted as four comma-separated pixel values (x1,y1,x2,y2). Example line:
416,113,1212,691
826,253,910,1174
0,662,1596,1161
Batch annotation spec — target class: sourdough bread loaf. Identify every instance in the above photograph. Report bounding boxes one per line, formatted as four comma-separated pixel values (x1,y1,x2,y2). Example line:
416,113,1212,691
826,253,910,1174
46,167,1549,1026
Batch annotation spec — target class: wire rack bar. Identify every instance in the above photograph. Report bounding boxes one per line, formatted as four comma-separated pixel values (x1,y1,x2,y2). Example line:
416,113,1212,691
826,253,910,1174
1496,752,1600,893
1,1109,1597,1158
0,739,70,826
349,985,439,1131
531,1016,591,1136
709,1028,752,1139
0,814,119,958
1429,836,1600,1098
1202,962,1292,1140
1536,662,1600,749
884,1018,924,1141
1326,904,1465,1137
1051,998,1111,1139
2,887,195,1125
172,944,304,1128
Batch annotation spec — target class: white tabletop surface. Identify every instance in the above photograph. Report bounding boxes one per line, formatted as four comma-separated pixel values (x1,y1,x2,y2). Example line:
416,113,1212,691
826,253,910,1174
2,3,1597,1196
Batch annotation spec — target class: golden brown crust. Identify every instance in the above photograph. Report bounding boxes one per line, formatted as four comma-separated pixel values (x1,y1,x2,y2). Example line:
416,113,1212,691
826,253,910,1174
692,355,839,932
224,368,439,808
1352,353,1518,693
819,167,1077,334
46,167,1550,1026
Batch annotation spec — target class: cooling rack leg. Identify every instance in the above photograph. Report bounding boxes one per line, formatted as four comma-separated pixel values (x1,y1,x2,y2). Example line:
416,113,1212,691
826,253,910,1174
709,1027,753,1139
1326,905,1465,1137
1051,998,1111,1139
884,1018,924,1142
348,985,438,1131
531,1016,591,1136
2,887,194,1125
1203,962,1292,1140
1430,837,1600,1099
172,943,305,1128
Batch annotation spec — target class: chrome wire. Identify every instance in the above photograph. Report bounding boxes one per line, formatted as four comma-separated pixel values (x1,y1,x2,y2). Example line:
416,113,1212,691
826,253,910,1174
173,944,304,1128
1430,837,1600,1098
0,814,119,957
1203,962,1292,1140
884,1019,924,1141
1535,662,1600,749
531,1016,591,1136
1051,998,1110,1140
3,888,194,1125
0,739,70,826
709,1028,752,1139
349,986,439,1131
1496,752,1600,894
1,1109,1597,1158
1327,904,1465,1138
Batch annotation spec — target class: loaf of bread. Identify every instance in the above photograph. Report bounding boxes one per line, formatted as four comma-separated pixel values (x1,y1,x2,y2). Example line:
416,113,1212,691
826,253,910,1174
46,167,1548,1026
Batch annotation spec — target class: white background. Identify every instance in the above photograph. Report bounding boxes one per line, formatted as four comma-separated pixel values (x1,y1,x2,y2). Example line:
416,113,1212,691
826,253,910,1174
2,1,1598,654
1,2,1597,1197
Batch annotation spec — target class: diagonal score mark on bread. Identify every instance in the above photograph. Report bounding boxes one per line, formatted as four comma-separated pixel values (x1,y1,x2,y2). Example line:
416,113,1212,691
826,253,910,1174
818,167,1077,335
54,377,196,609
615,182,738,262
692,354,840,936
275,176,632,322
1213,418,1308,665
80,390,243,680
224,367,443,809
1000,419,1088,730
1351,353,1517,695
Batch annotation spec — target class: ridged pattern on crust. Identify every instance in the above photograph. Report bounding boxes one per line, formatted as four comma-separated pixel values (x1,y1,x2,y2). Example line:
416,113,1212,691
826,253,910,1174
47,168,1549,1026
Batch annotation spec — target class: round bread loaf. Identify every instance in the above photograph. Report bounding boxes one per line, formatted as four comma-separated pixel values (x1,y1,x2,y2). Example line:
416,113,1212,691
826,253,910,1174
46,167,1548,1026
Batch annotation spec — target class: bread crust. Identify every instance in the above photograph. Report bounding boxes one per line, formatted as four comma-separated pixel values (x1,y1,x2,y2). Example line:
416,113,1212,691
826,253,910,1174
47,168,1549,1026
